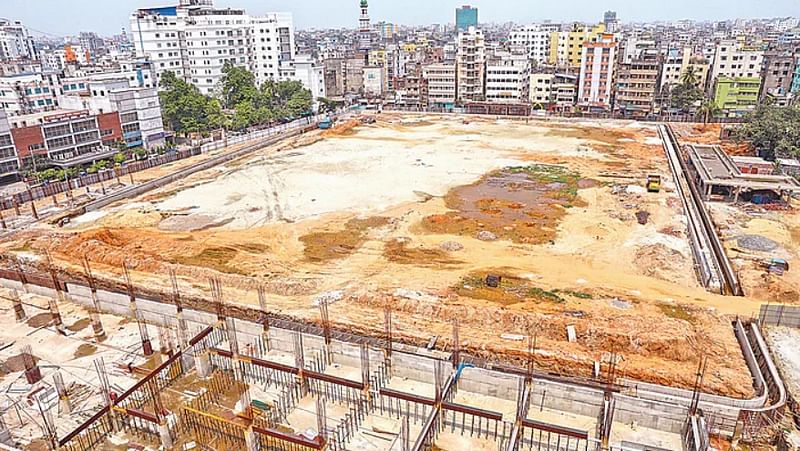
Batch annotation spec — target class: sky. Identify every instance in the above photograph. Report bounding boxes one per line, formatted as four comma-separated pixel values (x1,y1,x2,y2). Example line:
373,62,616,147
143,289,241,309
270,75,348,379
2,0,798,37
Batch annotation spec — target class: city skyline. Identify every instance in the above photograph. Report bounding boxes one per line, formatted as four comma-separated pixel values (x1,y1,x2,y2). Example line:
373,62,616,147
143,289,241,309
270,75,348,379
4,0,800,37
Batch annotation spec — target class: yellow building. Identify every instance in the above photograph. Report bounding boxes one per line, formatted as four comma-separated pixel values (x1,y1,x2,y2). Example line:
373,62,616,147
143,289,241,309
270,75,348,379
369,49,387,65
549,23,605,67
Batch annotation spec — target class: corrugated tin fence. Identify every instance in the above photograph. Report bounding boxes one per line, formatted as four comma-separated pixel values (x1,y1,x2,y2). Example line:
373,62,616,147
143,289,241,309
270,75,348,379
0,147,200,210
759,304,800,329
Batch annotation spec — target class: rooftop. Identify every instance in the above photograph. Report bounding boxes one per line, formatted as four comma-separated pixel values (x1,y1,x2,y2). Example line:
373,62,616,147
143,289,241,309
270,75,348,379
687,144,800,192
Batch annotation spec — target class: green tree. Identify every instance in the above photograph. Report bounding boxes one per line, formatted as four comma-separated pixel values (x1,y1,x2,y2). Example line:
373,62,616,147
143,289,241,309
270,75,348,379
318,97,342,114
735,104,800,160
670,83,704,112
680,66,700,86
220,63,259,109
696,100,720,127
159,71,227,135
113,152,127,165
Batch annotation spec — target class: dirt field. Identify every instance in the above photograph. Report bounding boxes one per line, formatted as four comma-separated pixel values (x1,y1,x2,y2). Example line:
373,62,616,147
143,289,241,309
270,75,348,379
3,114,758,398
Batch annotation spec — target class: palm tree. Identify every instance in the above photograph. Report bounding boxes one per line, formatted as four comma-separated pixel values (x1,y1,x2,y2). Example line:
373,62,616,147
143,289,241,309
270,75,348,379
680,66,700,87
696,100,720,128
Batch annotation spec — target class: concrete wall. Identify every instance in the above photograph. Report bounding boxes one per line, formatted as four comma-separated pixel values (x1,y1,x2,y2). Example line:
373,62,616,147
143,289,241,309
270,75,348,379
458,367,522,402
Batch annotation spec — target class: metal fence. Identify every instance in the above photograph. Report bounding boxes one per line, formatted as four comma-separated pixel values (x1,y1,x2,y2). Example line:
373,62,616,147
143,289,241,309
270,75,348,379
759,303,800,329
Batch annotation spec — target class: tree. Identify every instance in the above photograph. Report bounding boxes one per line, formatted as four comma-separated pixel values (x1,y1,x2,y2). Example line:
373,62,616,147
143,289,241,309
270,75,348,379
318,97,342,114
220,63,259,109
670,82,704,112
696,100,720,127
680,66,700,86
159,71,227,135
113,152,127,165
735,104,800,160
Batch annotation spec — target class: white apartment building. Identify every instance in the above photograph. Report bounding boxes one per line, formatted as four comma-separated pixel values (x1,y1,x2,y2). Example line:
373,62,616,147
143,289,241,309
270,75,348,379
131,2,311,95
485,52,530,103
660,46,709,89
131,3,253,94
278,55,326,101
252,13,295,84
710,39,764,82
0,110,18,179
0,72,60,116
509,25,552,65
0,19,38,61
57,76,165,150
530,73,554,104
362,65,385,96
456,27,486,102
422,63,456,108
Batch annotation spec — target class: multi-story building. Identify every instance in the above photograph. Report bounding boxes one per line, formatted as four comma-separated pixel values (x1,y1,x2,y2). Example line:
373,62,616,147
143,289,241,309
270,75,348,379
0,110,19,182
278,55,326,101
550,23,606,69
713,76,761,112
456,27,485,102
0,19,38,61
577,33,618,110
509,25,553,65
485,52,529,103
456,5,478,32
422,63,456,109
709,39,764,87
603,11,619,34
9,109,123,168
0,72,61,116
709,39,764,112
362,65,385,97
358,0,372,54
529,72,577,109
530,73,555,105
614,50,659,116
759,47,796,104
659,46,710,89
252,13,295,85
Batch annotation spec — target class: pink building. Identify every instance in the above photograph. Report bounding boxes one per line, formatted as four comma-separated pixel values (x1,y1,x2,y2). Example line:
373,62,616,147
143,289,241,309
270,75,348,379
578,33,618,111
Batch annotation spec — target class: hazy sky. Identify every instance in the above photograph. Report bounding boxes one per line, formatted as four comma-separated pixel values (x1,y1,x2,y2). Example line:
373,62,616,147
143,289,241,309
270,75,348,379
3,0,798,37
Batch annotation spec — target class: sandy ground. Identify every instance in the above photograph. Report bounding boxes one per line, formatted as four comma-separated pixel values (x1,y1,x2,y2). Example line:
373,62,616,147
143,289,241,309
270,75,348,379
765,326,800,399
2,114,757,398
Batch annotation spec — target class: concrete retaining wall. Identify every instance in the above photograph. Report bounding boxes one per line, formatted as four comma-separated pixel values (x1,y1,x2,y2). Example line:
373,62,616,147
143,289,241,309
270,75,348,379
458,367,521,402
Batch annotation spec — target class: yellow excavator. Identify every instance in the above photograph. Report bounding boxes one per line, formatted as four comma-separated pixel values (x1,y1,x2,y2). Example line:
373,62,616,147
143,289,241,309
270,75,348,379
646,174,662,193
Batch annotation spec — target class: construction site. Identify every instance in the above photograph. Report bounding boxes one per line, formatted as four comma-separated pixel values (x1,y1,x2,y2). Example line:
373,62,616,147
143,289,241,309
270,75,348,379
0,113,796,450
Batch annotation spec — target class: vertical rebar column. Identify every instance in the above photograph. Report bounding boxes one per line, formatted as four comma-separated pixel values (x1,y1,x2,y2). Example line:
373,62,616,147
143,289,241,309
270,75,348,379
122,261,152,356
383,304,393,373
451,317,461,369
10,289,26,322
318,297,332,364
170,269,188,351
53,370,72,414
360,343,371,399
34,398,57,448
13,256,28,293
293,331,306,393
400,416,410,451
316,396,328,448
257,286,271,352
22,345,41,384
45,255,66,335
81,256,106,341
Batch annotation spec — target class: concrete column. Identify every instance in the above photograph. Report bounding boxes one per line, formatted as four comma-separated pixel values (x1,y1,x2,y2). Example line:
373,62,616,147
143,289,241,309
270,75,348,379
195,350,211,378
158,422,173,449
59,395,72,415
244,427,258,451
0,415,11,445
10,289,26,322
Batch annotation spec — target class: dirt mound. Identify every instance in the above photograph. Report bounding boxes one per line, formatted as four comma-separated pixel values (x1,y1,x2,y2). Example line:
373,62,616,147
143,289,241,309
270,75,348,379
66,318,91,332
383,238,461,267
300,217,391,262
633,244,685,282
321,119,360,137
74,344,97,358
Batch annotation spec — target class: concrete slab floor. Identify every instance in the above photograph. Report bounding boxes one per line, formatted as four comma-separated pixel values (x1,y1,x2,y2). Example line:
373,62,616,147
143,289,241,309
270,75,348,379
385,376,436,399
526,406,598,437
611,421,683,450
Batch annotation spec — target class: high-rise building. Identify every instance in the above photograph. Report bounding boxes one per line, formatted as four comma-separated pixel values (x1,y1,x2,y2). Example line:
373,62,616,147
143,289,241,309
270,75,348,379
130,2,305,95
0,19,38,62
509,24,554,65
422,63,456,109
759,48,796,105
550,23,606,68
456,27,486,102
603,11,619,33
614,50,659,117
485,51,530,103
252,13,295,85
577,33,618,110
456,6,478,32
358,0,372,54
